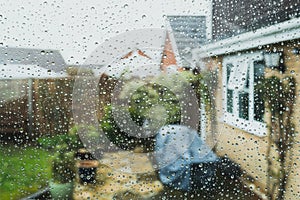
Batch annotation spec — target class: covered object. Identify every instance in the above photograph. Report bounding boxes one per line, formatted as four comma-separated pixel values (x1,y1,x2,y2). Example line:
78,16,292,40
155,125,218,191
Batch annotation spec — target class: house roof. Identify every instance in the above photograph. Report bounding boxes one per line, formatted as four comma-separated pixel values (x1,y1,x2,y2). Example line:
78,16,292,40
0,47,66,72
0,64,68,79
104,49,159,79
194,17,300,58
79,20,206,76
87,28,185,78
160,33,178,72
84,29,167,67
212,0,300,41
167,15,206,55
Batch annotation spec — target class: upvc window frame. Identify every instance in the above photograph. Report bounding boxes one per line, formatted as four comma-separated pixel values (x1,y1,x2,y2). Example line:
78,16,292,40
222,52,266,137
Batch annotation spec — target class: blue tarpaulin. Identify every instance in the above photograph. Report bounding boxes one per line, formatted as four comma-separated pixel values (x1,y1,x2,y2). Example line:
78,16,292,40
155,125,218,191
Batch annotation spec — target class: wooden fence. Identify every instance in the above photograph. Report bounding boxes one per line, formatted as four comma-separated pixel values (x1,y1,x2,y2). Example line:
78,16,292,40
0,78,74,142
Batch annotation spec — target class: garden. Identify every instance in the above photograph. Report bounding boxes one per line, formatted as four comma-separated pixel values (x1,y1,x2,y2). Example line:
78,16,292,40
0,69,263,200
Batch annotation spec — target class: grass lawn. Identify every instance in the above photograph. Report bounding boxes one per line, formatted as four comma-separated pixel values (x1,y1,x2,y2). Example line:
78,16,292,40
0,143,52,200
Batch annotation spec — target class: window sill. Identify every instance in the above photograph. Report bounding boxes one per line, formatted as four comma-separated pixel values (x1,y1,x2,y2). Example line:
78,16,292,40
221,113,267,137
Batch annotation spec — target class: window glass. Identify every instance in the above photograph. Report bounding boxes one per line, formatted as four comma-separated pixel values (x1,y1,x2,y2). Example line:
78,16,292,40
227,89,233,113
222,53,266,135
0,0,299,200
228,60,248,91
253,61,265,122
238,91,249,120
226,63,234,113
239,66,249,120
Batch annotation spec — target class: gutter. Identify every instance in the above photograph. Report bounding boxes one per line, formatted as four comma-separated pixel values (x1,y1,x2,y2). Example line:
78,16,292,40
193,17,300,59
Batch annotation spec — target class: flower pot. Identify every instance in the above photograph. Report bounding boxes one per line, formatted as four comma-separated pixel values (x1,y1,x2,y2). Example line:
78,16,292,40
49,180,73,200
77,160,99,184
75,148,94,160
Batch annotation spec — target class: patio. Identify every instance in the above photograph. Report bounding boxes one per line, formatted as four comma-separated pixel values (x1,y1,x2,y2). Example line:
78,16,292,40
72,150,262,200
73,151,163,199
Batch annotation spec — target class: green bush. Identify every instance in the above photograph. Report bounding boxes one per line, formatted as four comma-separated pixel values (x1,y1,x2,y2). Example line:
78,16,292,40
37,129,84,151
129,83,181,125
100,105,137,150
37,126,85,183
52,147,76,183
99,80,182,151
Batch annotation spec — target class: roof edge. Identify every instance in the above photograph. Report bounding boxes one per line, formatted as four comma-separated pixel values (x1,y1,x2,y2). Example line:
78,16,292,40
193,17,300,58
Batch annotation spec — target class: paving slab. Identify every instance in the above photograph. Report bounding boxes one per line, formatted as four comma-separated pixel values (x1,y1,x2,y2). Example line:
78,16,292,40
73,151,163,199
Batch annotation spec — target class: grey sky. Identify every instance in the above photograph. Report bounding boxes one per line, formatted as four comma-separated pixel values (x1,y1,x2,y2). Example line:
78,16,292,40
0,0,211,65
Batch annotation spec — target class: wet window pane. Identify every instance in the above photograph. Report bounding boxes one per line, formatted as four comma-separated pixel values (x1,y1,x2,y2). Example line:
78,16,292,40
238,91,249,120
253,61,265,122
0,0,299,199
227,89,233,113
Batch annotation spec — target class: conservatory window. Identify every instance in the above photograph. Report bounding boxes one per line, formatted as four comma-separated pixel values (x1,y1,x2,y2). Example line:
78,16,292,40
222,52,266,136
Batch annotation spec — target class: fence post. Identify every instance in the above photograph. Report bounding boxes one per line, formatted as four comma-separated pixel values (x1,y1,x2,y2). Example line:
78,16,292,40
28,78,33,136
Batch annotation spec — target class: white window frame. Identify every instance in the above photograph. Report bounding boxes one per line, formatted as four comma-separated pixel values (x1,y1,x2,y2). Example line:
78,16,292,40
222,52,266,137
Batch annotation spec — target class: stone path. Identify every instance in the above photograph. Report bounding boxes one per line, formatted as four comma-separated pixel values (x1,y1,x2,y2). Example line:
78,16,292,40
73,151,163,199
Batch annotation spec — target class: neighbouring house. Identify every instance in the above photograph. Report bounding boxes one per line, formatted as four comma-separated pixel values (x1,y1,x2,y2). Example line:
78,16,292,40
102,16,207,80
90,15,207,78
94,30,184,120
193,0,300,199
81,18,207,139
94,15,207,92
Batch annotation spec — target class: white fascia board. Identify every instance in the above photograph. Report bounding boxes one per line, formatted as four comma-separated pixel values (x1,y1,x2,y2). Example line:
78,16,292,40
194,17,300,58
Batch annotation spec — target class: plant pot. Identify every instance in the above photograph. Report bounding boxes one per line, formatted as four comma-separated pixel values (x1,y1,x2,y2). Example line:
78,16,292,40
49,180,73,200
77,160,99,184
76,148,104,160
75,148,95,160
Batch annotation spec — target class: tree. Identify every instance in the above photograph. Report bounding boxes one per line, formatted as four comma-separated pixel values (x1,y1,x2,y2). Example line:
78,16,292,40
259,76,296,200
